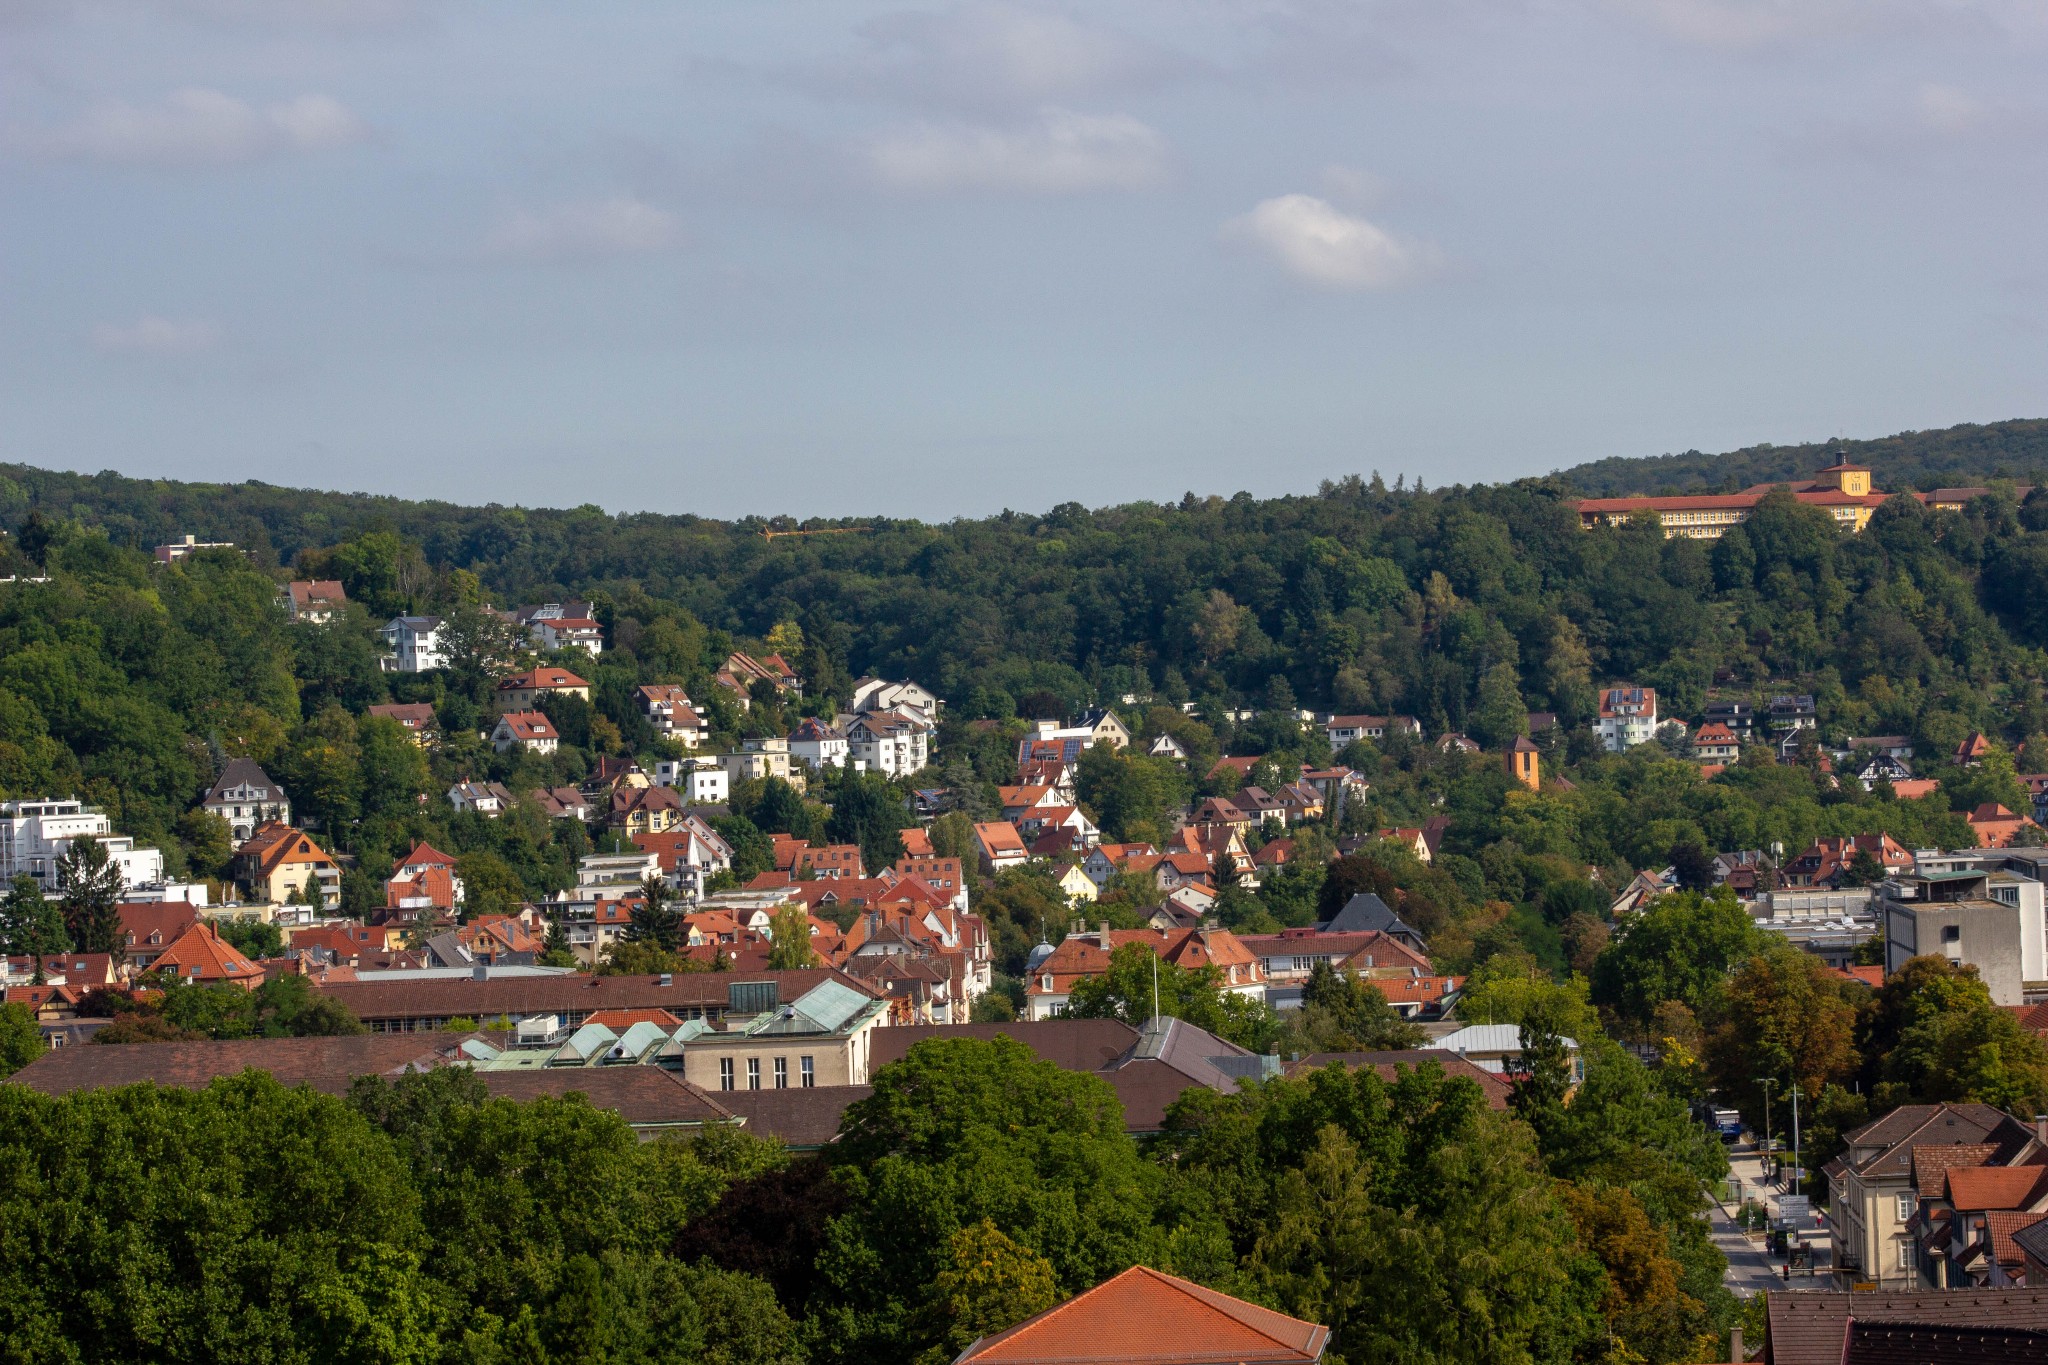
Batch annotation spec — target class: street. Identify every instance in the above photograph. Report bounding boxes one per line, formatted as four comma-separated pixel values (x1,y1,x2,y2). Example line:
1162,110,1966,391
1708,1139,1834,1297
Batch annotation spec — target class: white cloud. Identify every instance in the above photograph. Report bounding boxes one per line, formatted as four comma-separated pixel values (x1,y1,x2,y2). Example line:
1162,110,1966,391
867,108,1166,194
1223,194,1441,291
482,197,681,263
843,3,1186,109
18,89,367,167
91,316,220,355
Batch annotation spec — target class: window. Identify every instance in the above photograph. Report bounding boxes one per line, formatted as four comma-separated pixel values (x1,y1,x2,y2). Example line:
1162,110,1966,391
774,1057,788,1089
719,1058,734,1091
1898,1240,1914,1272
801,1056,814,1087
1897,1194,1914,1222
747,1058,761,1090
1941,925,1961,943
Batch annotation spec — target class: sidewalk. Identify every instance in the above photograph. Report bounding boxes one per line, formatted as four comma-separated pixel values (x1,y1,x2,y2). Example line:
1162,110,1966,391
1709,1140,1833,1298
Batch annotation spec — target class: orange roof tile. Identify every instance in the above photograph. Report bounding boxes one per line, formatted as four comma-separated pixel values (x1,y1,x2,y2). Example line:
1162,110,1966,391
153,922,264,985
957,1265,1328,1365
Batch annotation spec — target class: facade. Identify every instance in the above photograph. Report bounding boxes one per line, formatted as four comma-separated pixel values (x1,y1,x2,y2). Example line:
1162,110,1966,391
0,799,166,892
1323,714,1421,748
1506,735,1540,791
490,710,560,755
844,711,930,776
1596,686,1658,752
201,758,291,843
280,580,347,623
1879,867,2043,1006
496,666,591,710
234,822,343,909
1025,926,1264,1019
787,718,849,770
653,758,729,804
1576,462,1886,539
637,685,707,746
380,616,446,672
848,677,940,724
512,603,604,655
1693,722,1742,764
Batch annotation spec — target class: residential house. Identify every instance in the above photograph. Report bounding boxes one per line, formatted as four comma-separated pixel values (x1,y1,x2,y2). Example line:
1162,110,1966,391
447,781,517,817
951,1265,1329,1365
511,603,603,655
1082,843,1158,889
380,616,445,672
974,821,1030,875
234,822,342,909
844,711,930,776
386,842,464,915
0,798,167,893
531,786,594,821
1596,686,1657,752
1375,828,1432,864
1692,722,1742,765
1762,1286,2048,1364
201,758,291,843
1704,700,1757,741
1712,849,1779,900
1849,735,1915,761
1769,693,1818,735
1823,1102,2041,1287
153,922,265,989
1852,752,1916,790
724,650,802,696
1608,868,1672,916
719,740,796,786
1425,1024,1582,1087
1323,715,1420,748
1146,734,1189,763
154,534,235,563
1435,732,1480,756
1025,926,1264,1018
610,784,684,838
1956,731,1994,766
1969,802,2031,849
848,678,939,725
1919,1164,2048,1287
491,710,560,755
1784,834,1915,888
1190,796,1253,832
496,666,590,710
367,702,438,745
788,718,849,770
635,818,734,898
280,579,347,624
637,684,708,746
653,758,728,804
1240,927,1433,986
1054,864,1098,905
119,901,200,971
1320,893,1427,952
893,856,968,914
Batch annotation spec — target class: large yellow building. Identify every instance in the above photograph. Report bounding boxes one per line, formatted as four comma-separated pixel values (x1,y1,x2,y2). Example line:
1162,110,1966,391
1575,462,2020,540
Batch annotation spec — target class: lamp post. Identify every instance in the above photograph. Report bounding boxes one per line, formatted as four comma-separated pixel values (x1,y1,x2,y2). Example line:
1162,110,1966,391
1757,1077,1775,1186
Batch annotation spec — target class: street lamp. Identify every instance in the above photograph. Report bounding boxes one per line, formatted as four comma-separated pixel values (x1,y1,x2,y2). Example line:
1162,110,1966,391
1757,1077,1775,1183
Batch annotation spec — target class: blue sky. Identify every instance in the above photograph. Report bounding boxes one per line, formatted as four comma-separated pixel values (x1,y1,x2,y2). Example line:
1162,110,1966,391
2,0,2044,519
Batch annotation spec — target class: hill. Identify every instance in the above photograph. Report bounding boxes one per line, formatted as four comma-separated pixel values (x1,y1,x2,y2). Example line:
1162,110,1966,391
1551,417,2048,497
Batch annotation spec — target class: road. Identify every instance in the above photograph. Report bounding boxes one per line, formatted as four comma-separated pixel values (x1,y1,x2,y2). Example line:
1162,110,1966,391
1708,1140,1834,1297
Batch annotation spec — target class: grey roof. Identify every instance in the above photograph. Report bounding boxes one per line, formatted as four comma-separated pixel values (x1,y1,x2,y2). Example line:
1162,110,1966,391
1323,893,1425,943
1765,1288,2048,1365
1427,1024,1577,1054
1108,1016,1269,1089
205,757,286,804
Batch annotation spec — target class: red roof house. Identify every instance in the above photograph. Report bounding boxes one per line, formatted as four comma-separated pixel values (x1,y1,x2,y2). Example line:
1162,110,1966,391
954,1265,1328,1365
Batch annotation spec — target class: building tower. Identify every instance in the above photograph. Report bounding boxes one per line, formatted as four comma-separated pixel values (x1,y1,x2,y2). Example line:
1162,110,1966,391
1507,735,1541,792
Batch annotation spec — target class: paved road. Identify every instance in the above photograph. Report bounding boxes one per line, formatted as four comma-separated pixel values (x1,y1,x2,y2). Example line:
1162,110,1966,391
1709,1141,1834,1297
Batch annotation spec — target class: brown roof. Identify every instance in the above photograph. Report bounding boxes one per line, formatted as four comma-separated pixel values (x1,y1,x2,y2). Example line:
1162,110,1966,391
1841,1103,2033,1180
1765,1288,2048,1365
313,968,874,1023
153,922,264,984
1912,1142,1997,1191
8,1034,457,1095
499,666,589,691
957,1265,1328,1365
1947,1164,2048,1212
475,1068,732,1128
718,1085,871,1148
868,1020,1140,1074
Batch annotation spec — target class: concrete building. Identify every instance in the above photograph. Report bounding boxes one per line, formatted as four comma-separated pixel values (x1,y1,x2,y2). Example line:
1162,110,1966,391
0,799,166,893
380,616,446,672
1879,867,2044,1006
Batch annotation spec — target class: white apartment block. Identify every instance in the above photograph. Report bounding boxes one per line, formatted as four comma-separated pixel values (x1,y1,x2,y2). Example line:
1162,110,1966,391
0,799,166,892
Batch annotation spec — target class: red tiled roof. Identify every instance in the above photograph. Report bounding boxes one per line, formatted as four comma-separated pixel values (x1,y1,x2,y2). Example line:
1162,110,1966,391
957,1265,1328,1365
499,666,589,691
152,922,264,984
1947,1164,2048,1212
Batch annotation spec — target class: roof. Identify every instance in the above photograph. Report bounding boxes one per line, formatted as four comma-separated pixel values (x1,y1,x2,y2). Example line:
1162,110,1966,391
313,968,875,1022
954,1265,1328,1365
1428,1024,1577,1054
498,666,589,691
495,710,558,742
718,1085,870,1148
1322,893,1423,942
368,702,437,726
1946,1164,2048,1212
205,757,286,804
9,1033,457,1095
153,922,264,983
868,1020,1141,1074
1840,1103,2033,1180
475,1068,732,1128
1765,1288,2048,1365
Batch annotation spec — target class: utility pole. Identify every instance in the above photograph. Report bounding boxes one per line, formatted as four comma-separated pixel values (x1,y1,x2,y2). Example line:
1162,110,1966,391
1791,1084,1802,1193
1758,1076,1775,1188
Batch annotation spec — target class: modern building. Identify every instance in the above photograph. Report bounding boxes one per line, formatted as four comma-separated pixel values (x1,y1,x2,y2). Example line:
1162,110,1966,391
0,799,166,893
1596,686,1657,752
380,616,446,672
153,534,235,563
1878,866,2045,1006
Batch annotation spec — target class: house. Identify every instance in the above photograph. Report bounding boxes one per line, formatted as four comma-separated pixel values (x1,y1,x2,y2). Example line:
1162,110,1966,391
788,718,849,770
1320,893,1428,952
1239,927,1433,986
1969,802,2030,849
637,684,708,746
531,786,594,821
1190,796,1252,831
719,740,796,785
1323,714,1420,748
1596,686,1657,752
1769,693,1818,734
1425,1024,1582,1086
1712,849,1778,900
1025,926,1264,1018
1375,828,1432,864
1849,735,1915,761
380,616,445,672
844,711,930,776
1783,834,1915,888
1082,843,1158,889
1956,731,1994,766
653,758,728,805
447,781,517,817
1822,1102,2042,1288
152,922,265,989
609,784,684,837
367,702,438,745
1692,722,1741,765
636,818,735,898
386,842,464,914
1146,734,1189,763
511,603,603,655
234,822,342,909
1852,752,1915,790
951,1265,1328,1365
848,678,939,724
893,856,969,914
0,798,167,893
201,758,291,843
280,579,346,624
1608,868,1672,916
726,650,802,696
154,534,235,563
1054,864,1098,904
1507,735,1541,791
496,666,590,710
1435,732,1480,756
119,901,200,970
1704,699,1757,740
1762,1287,2048,1364
490,710,560,755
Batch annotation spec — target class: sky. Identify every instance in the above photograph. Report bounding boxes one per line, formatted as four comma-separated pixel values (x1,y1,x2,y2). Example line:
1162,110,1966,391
2,0,2045,520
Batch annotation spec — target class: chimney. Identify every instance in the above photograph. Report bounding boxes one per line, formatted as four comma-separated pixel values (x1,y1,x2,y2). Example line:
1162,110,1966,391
1098,920,1112,950
2036,1114,2047,1146
1728,1326,1743,1363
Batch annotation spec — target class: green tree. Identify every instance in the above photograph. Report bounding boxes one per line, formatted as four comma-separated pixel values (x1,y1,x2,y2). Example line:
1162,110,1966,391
825,771,911,876
1469,661,1529,751
917,1219,1060,1364
1290,961,1426,1051
1064,941,1278,1051
1859,955,2048,1112
175,809,235,880
1,874,69,981
0,1001,42,1079
626,876,682,953
1590,889,1769,1031
766,902,818,969
1703,945,1860,1130
56,836,123,956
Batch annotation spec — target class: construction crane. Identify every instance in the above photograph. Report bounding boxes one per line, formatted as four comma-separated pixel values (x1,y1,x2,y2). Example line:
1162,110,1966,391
760,524,873,541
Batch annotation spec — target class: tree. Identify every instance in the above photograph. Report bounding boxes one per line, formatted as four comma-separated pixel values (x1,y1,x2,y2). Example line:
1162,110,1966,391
766,902,818,969
826,771,911,876
1590,889,1769,1031
56,837,123,956
1,874,68,982
1668,836,1715,893
175,809,234,880
1859,955,2048,1112
626,876,682,953
1064,941,1278,1051
0,1001,41,1079
1469,661,1529,751
917,1220,1060,1364
1703,944,1860,1130
1291,961,1426,1051
1844,847,1885,887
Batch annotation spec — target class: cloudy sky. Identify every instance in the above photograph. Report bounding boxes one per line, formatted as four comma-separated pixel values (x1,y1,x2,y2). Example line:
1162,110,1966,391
3,0,2045,519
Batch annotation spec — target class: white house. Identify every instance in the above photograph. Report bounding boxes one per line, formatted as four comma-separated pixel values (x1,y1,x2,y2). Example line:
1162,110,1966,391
491,711,560,755
0,799,166,892
514,603,603,655
447,781,516,817
201,759,291,843
381,616,446,672
1323,715,1421,748
654,758,729,805
849,677,941,725
789,717,850,770
1596,686,1658,752
846,711,930,776
637,685,708,747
